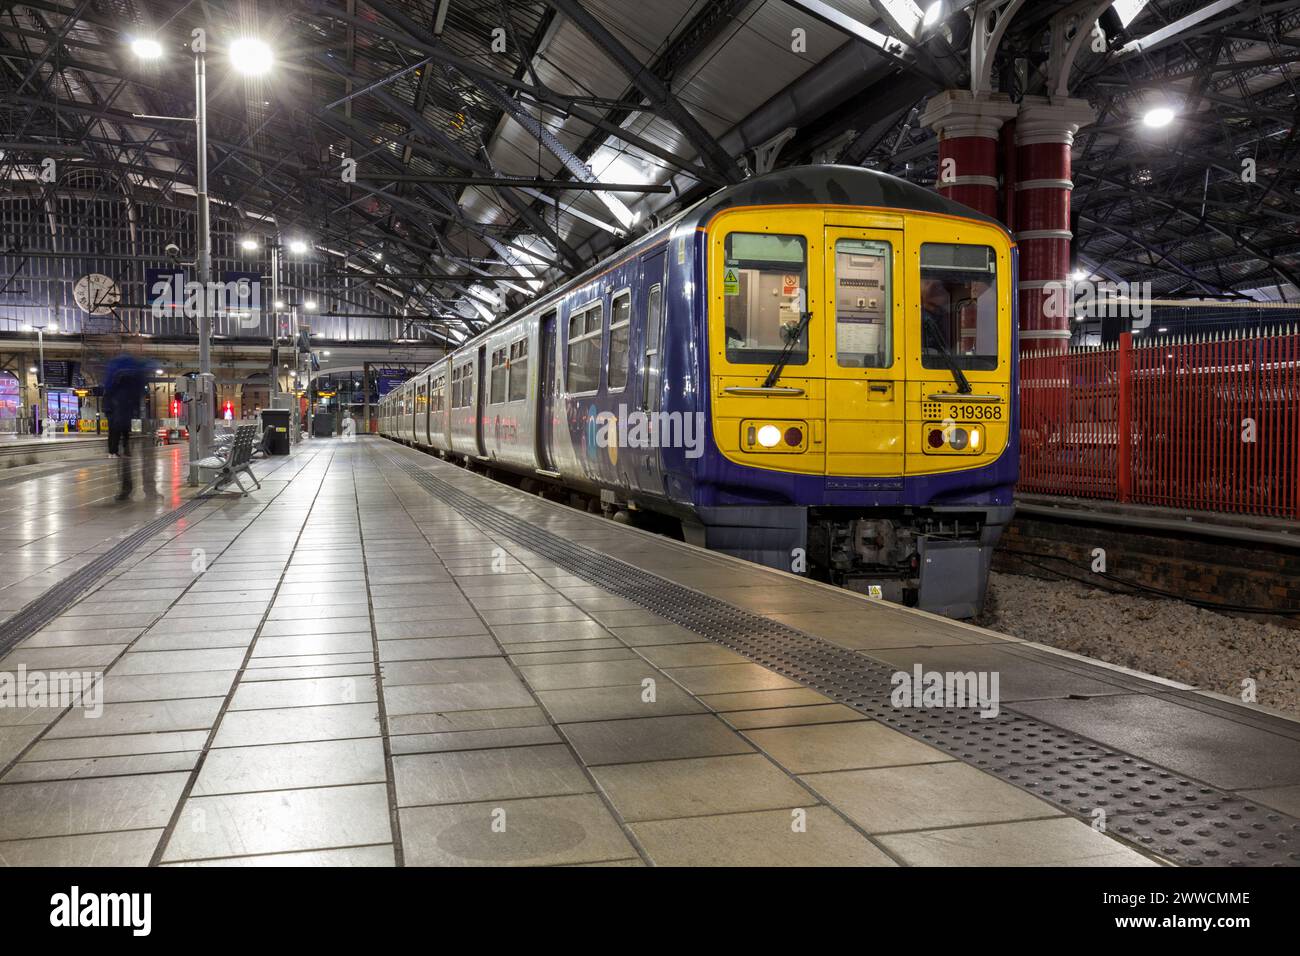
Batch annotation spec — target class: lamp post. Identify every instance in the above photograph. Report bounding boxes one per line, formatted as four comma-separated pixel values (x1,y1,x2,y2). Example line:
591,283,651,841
131,33,273,481
28,320,51,433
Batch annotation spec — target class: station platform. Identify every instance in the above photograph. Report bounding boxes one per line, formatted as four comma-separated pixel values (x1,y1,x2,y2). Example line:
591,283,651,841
0,431,161,484
0,436,1297,867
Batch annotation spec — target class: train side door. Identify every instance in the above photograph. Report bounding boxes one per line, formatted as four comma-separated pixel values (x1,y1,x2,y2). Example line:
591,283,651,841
822,225,906,476
474,345,487,457
537,309,558,473
636,249,666,494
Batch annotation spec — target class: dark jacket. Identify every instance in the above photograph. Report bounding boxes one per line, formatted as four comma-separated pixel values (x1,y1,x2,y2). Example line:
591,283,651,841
103,357,146,429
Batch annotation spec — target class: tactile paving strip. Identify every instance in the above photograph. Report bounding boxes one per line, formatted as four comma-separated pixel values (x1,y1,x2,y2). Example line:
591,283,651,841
382,446,1300,867
0,497,207,658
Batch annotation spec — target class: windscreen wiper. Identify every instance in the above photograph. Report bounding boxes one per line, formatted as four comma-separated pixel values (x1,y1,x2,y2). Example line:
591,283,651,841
922,312,972,395
762,310,812,389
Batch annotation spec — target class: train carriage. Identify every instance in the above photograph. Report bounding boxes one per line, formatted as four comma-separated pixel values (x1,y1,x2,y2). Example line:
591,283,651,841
380,165,1018,618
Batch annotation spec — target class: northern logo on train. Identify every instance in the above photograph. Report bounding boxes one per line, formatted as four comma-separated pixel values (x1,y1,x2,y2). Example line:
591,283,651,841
586,404,619,466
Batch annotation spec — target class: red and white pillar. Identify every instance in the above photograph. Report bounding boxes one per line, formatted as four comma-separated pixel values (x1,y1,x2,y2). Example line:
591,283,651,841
1013,96,1095,354
920,90,1018,219
920,90,1017,351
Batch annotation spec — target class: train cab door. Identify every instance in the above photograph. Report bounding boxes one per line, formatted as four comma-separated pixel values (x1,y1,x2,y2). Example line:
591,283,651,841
635,248,666,495
474,345,487,457
537,310,558,473
821,225,906,477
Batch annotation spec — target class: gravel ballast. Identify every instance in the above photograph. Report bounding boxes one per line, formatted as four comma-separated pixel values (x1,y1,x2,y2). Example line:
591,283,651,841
978,571,1300,719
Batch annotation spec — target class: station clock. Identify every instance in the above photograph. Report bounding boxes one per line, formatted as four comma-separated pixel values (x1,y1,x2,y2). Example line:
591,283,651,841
72,273,121,315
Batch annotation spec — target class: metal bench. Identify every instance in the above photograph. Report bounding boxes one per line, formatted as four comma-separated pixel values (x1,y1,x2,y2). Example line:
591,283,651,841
250,426,276,460
195,423,262,496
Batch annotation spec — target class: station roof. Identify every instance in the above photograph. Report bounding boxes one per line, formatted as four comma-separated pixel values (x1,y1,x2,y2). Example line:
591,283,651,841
1,0,1297,342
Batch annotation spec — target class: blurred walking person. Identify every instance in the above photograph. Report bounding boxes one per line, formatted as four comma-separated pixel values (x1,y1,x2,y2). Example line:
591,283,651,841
103,355,159,501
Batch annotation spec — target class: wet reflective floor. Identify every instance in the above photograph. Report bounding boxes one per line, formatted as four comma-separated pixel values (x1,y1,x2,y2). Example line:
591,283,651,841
0,438,1293,866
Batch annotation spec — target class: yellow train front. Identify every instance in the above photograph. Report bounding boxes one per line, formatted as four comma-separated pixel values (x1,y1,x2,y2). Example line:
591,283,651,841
687,166,1017,617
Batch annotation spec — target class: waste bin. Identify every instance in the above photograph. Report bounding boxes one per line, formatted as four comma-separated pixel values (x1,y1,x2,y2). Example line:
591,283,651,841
261,409,291,455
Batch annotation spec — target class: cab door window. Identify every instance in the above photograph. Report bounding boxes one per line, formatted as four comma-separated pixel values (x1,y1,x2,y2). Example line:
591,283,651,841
833,238,892,368
722,233,807,365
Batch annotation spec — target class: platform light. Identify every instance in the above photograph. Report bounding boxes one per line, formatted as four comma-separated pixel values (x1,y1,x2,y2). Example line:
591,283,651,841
28,365,37,373
289,239,308,254
240,238,259,251
1142,106,1175,128
274,300,285,309
229,37,273,77
130,37,163,60
304,300,318,311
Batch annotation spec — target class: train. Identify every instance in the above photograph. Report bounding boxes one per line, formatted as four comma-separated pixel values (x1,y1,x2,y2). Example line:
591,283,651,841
378,165,1018,618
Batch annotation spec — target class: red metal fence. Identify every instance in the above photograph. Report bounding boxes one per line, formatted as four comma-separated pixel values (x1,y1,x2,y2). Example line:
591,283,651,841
1019,329,1300,519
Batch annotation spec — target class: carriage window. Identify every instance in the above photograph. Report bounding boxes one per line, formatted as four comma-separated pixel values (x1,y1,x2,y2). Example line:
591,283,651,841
489,348,508,404
451,366,465,408
607,291,632,390
834,239,892,368
920,243,998,371
508,339,529,402
722,232,808,365
567,303,602,394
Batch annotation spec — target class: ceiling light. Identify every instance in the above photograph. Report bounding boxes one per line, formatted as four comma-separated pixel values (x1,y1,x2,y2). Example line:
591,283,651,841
923,3,942,27
289,239,308,254
304,300,317,310
130,37,163,60
229,37,273,76
241,238,259,251
1143,106,1174,128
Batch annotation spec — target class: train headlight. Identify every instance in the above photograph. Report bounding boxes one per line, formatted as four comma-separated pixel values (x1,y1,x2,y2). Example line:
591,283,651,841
742,419,808,454
922,421,990,455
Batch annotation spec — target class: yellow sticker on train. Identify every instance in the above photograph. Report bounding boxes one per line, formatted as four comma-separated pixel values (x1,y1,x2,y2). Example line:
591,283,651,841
723,267,739,296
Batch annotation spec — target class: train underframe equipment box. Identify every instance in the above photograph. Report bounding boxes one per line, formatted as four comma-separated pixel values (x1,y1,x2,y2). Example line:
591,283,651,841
260,409,291,455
